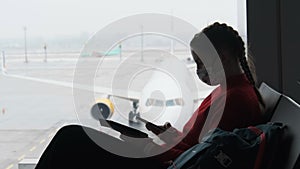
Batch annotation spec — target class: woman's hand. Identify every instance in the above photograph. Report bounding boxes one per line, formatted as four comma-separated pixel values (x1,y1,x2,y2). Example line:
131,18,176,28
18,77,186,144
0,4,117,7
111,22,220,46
146,122,180,144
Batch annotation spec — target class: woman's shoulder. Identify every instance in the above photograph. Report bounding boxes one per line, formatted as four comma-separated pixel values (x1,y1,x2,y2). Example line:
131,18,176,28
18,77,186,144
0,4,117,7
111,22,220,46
225,84,261,113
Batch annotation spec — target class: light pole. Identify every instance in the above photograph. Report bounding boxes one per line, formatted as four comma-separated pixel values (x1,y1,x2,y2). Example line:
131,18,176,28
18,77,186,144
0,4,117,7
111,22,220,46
23,26,28,63
119,43,122,60
43,43,47,62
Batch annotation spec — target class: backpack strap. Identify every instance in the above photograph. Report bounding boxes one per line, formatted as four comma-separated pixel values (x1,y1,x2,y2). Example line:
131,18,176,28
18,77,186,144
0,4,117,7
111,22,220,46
248,126,266,169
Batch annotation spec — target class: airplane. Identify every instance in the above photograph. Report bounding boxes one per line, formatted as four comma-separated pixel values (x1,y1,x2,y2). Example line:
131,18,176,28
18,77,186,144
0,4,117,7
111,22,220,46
1,50,214,135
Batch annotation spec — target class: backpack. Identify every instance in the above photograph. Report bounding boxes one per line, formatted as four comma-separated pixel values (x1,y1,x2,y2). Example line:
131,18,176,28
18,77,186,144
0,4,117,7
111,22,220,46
167,122,285,169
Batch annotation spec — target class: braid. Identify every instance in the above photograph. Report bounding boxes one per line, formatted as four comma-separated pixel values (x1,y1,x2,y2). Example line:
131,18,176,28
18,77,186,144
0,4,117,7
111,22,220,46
239,55,255,86
203,22,265,107
230,26,265,108
238,54,265,107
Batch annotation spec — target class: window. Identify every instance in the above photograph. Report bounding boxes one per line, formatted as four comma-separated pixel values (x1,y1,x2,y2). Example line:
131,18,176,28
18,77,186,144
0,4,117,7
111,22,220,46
0,0,247,167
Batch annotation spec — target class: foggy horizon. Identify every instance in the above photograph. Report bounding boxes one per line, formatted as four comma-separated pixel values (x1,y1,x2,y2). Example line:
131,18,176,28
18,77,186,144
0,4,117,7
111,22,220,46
0,0,245,53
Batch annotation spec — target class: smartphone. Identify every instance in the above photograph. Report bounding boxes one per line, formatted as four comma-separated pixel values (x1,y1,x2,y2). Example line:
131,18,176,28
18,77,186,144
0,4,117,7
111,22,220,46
98,118,148,138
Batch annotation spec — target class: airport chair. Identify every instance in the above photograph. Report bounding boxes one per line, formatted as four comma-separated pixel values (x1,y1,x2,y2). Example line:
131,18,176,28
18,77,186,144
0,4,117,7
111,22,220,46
270,94,300,169
259,82,282,122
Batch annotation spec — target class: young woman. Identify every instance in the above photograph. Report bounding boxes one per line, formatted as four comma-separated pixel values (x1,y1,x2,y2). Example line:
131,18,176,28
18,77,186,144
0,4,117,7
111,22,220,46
35,22,264,169
146,22,265,166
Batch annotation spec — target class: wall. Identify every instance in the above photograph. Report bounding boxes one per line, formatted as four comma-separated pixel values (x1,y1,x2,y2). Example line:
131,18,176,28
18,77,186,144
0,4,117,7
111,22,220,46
247,0,300,104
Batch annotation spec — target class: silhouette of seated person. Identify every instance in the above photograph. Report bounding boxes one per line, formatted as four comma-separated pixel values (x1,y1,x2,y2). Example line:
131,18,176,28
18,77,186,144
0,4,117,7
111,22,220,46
35,22,264,169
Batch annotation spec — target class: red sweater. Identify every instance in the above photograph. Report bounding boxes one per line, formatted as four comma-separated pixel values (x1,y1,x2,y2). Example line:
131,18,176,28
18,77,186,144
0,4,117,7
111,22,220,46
156,74,263,164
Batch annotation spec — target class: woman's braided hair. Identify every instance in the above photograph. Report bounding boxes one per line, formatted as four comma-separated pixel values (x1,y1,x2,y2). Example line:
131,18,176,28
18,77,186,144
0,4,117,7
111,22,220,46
202,22,265,107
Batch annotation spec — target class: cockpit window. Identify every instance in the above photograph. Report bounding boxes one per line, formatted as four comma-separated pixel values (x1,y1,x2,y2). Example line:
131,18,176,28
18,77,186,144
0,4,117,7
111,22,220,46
145,98,154,106
146,98,164,107
146,98,184,107
175,98,184,106
166,100,175,106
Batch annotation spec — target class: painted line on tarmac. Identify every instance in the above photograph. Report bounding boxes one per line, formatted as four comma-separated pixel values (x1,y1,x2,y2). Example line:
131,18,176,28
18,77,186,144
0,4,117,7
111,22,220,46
40,139,46,144
17,154,25,161
5,164,13,169
2,122,67,169
29,146,36,152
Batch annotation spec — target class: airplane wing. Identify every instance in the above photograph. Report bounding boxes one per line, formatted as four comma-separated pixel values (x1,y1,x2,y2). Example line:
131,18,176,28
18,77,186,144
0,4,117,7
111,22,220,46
2,71,140,102
1,55,206,105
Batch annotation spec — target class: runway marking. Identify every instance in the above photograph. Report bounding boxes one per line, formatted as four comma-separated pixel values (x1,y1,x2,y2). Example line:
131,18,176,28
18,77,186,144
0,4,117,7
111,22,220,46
5,164,13,169
40,139,46,144
30,146,36,152
18,154,25,161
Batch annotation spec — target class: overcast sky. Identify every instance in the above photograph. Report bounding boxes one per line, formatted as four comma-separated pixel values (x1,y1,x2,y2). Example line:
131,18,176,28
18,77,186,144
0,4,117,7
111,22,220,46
0,0,243,39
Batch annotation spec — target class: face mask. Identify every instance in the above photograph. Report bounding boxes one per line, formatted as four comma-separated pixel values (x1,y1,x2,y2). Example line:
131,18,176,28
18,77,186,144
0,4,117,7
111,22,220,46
197,65,225,86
